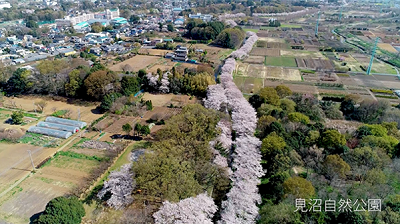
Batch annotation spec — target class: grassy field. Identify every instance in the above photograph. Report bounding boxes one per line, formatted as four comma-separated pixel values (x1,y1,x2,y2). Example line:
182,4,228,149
264,56,297,67
281,24,302,28
243,28,259,33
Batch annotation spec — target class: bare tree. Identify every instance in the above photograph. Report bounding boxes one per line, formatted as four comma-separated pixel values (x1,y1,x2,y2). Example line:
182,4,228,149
35,100,47,113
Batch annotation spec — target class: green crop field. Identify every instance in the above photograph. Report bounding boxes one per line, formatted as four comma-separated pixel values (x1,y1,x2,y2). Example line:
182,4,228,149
243,28,259,33
264,57,297,67
281,24,302,28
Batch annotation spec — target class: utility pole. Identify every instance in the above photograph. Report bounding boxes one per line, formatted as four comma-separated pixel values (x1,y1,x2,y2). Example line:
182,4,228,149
33,101,36,113
27,150,35,171
339,6,343,22
367,37,380,75
77,108,80,121
315,11,321,37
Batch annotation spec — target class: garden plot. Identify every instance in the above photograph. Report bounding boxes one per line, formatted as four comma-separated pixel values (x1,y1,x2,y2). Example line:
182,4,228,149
234,77,264,94
250,48,281,57
281,50,324,58
142,107,181,122
265,82,318,94
378,43,398,53
297,58,334,70
266,67,302,81
104,116,139,134
264,57,297,67
142,93,196,107
244,56,265,64
0,153,103,223
373,75,400,89
258,37,286,43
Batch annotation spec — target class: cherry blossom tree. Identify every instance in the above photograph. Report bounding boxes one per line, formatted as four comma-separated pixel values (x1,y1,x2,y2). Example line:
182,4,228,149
97,164,135,210
159,72,170,93
146,72,159,89
225,19,238,27
153,193,217,224
204,84,227,111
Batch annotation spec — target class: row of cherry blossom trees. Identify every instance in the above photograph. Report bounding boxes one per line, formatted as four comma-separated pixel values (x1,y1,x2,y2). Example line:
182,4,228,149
253,8,309,17
231,32,258,60
218,13,246,21
225,19,238,27
217,57,264,223
153,193,217,224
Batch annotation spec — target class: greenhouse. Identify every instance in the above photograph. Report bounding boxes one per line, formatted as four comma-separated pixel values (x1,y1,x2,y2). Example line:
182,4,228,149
37,121,79,133
45,117,87,129
27,126,72,139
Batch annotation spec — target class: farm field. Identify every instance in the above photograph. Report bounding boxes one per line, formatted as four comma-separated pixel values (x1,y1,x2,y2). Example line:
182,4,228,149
377,43,398,53
280,50,324,58
0,150,105,224
264,56,297,67
138,48,173,56
0,143,59,194
110,55,161,72
141,93,197,107
1,96,102,123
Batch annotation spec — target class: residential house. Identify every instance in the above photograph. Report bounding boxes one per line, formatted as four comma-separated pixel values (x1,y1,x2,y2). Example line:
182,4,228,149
173,46,188,61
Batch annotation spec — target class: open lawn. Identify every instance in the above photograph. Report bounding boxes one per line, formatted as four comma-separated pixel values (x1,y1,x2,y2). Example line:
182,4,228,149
264,56,297,67
109,55,161,72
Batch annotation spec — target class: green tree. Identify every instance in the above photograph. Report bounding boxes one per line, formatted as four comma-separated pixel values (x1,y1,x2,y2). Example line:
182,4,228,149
122,123,132,136
100,92,122,112
319,130,346,152
11,111,24,125
140,125,150,136
129,15,140,23
84,70,117,100
361,135,398,157
138,69,147,78
305,130,320,145
257,104,282,118
65,69,81,97
91,22,103,33
167,24,174,32
283,176,315,199
145,100,153,111
288,112,310,125
121,76,139,96
357,124,388,138
261,132,286,157
134,123,142,136
249,94,265,110
259,87,280,106
6,68,32,95
26,20,38,28
279,98,296,114
259,203,302,224
275,85,292,98
365,168,387,184
34,196,85,224
323,154,350,179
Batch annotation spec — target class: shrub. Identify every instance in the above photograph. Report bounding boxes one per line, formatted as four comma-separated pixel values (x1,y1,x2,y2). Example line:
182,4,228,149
34,196,85,224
